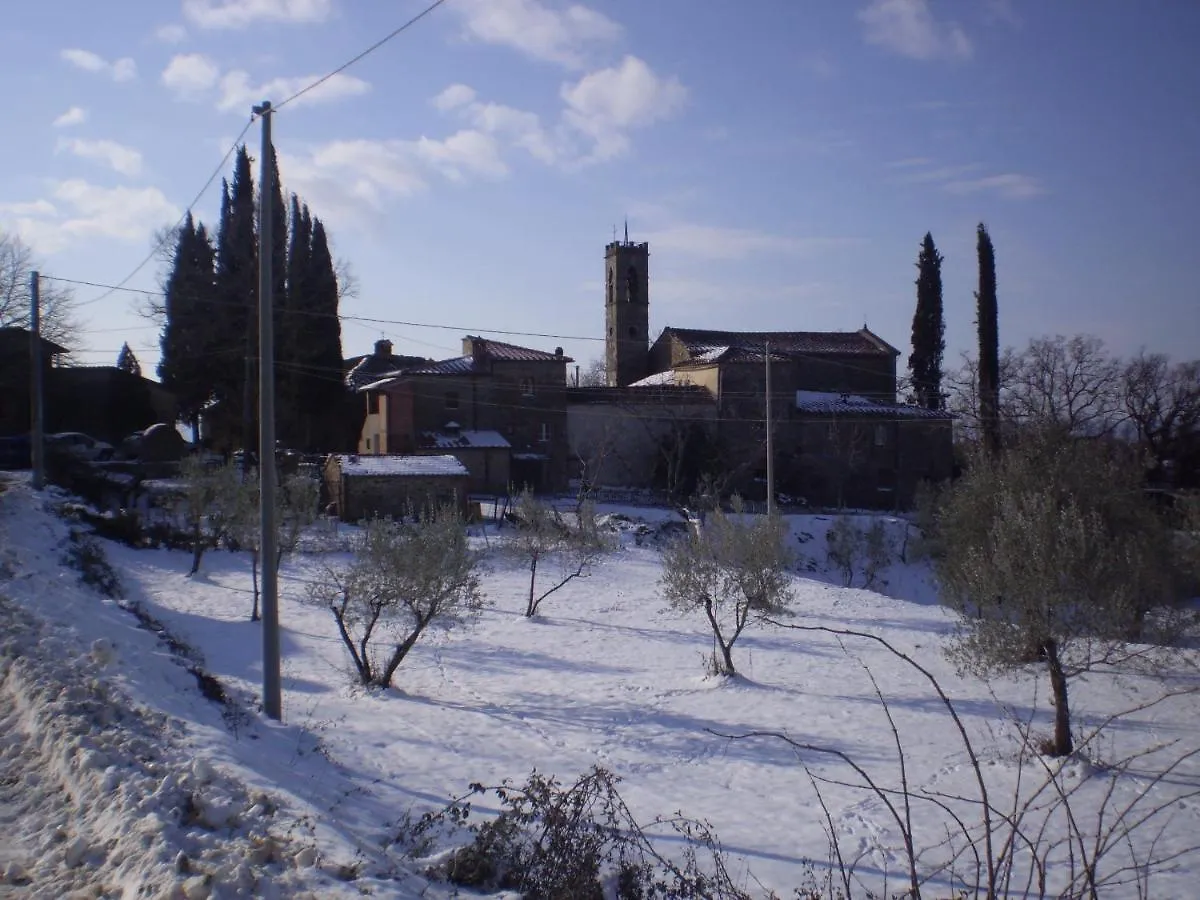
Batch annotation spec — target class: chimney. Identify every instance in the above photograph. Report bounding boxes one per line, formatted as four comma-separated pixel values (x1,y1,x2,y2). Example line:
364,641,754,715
374,339,393,358
555,347,564,358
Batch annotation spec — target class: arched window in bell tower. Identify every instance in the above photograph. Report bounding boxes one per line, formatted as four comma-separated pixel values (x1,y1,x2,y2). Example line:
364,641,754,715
626,265,638,304
606,268,614,306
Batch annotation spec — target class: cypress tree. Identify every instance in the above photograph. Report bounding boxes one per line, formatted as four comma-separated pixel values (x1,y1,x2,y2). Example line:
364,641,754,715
907,232,945,410
282,196,313,446
213,148,258,453
975,223,1001,454
116,342,142,377
306,218,346,450
159,214,216,436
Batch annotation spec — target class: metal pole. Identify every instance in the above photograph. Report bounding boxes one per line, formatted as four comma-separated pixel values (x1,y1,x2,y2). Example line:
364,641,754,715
30,271,45,490
765,340,774,517
254,100,282,721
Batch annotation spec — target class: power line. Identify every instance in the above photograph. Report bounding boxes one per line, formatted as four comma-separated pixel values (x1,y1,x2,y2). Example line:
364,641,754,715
275,0,452,112
71,116,258,309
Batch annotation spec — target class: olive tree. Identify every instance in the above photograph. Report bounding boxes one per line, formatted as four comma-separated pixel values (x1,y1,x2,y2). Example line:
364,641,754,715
505,489,612,618
180,456,242,576
306,506,483,688
935,432,1182,756
660,498,793,676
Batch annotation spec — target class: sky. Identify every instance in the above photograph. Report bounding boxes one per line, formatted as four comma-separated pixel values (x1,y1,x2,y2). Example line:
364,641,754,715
1,0,1198,379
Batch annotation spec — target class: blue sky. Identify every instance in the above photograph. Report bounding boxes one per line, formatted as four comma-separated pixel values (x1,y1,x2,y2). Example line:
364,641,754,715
1,0,1197,377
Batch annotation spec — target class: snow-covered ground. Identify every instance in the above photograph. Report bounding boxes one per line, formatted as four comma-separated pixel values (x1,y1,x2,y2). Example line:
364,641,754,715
3,473,1199,898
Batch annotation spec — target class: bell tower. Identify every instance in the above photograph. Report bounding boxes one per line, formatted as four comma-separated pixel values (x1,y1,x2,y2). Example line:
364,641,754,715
604,225,650,387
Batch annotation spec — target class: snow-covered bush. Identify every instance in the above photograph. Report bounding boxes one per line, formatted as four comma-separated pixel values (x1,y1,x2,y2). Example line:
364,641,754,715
823,516,895,589
660,497,793,676
305,506,483,688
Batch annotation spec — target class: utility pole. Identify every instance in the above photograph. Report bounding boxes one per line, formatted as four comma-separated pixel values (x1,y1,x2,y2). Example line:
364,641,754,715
30,271,45,490
765,340,774,517
253,100,282,722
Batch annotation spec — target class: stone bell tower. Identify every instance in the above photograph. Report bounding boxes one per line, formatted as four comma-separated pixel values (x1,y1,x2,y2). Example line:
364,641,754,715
604,224,649,387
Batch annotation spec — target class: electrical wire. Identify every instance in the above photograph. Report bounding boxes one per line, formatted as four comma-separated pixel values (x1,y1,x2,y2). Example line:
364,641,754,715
69,116,258,309
275,0,452,112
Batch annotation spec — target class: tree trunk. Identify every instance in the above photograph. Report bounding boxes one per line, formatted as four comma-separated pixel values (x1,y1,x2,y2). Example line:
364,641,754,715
719,640,736,676
525,552,539,617
1044,639,1073,756
378,619,430,688
250,551,260,621
189,527,205,575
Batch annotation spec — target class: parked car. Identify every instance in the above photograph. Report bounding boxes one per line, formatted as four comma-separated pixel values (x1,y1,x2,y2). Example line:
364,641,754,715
46,432,114,461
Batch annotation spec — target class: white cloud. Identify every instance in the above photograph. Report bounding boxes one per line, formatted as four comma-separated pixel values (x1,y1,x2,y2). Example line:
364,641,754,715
0,181,178,254
162,53,221,98
559,56,687,162
183,0,332,29
155,23,188,43
217,69,369,112
452,0,620,68
412,130,508,181
56,138,144,176
642,224,862,261
858,0,972,61
943,173,1043,199
0,200,58,218
61,48,138,82
53,107,88,128
429,57,686,169
432,83,477,112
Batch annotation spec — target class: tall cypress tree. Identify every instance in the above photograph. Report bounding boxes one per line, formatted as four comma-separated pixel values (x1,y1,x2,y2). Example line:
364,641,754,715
907,232,945,410
159,214,216,436
281,196,313,446
975,223,1001,454
213,148,258,452
306,218,346,450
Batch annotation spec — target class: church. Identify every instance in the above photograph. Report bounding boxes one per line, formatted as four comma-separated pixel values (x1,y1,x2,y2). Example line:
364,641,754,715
565,234,955,509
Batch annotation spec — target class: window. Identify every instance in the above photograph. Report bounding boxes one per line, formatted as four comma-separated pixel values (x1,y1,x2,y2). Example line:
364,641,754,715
539,423,551,443
365,437,371,451
874,424,887,447
521,377,536,397
626,265,638,303
368,392,381,414
445,391,460,410
627,326,638,338
606,269,614,306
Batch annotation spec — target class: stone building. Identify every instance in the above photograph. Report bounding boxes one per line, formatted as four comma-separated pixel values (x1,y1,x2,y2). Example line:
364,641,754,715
354,335,573,493
570,234,954,508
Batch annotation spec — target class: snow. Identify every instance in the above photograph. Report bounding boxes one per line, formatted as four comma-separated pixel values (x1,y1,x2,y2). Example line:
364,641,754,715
331,454,468,477
3,474,1199,898
628,370,679,387
421,429,511,449
795,389,953,418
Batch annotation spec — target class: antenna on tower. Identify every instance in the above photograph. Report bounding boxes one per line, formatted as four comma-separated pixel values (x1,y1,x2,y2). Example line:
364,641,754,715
612,224,617,242
624,218,629,243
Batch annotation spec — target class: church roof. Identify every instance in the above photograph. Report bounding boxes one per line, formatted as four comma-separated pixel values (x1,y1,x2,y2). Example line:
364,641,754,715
463,336,573,363
662,327,899,359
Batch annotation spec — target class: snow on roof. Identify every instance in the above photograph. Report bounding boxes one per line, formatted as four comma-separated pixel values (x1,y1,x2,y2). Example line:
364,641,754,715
331,454,469,477
794,390,954,419
627,370,678,387
420,430,511,450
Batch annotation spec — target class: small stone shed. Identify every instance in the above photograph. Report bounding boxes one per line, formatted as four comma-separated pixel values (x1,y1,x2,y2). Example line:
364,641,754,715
324,454,470,522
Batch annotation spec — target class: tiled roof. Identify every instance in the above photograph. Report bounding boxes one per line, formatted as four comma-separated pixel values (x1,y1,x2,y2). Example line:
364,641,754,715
665,327,898,358
419,430,511,449
465,336,574,363
567,384,715,405
331,454,469,477
344,352,431,389
403,356,482,376
794,391,954,419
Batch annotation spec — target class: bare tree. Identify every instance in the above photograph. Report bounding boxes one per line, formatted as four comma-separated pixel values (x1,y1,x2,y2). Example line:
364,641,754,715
577,358,607,387
228,470,319,620
825,417,872,509
660,498,793,676
1123,351,1200,483
505,490,611,618
0,230,78,347
1006,334,1125,437
946,348,1016,444
306,507,482,688
934,431,1183,756
180,456,242,576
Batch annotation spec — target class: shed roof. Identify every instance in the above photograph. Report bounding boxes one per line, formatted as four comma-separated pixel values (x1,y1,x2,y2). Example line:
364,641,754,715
419,429,511,449
794,391,954,419
331,454,469,477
